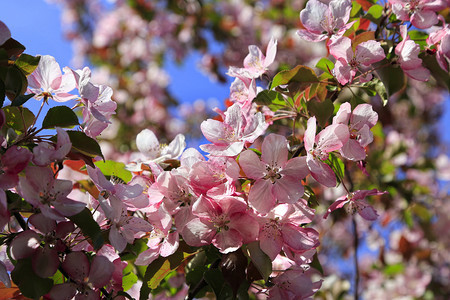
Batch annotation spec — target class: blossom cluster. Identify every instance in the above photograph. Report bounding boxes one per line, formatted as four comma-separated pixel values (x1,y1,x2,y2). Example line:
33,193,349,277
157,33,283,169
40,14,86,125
1,0,449,297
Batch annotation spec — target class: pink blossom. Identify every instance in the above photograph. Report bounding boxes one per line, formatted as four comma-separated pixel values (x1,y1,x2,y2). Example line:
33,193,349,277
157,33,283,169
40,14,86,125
18,166,86,220
268,268,323,299
181,195,259,253
0,21,11,46
259,201,319,261
49,251,115,299
28,55,77,102
136,205,179,266
69,67,117,138
239,134,309,214
200,103,267,157
304,117,349,187
243,36,277,78
332,103,378,161
329,36,385,85
128,129,186,171
395,25,430,81
389,0,447,29
87,166,152,252
323,189,387,220
297,0,354,42
32,127,72,166
0,146,32,189
427,19,450,72
0,190,8,231
189,156,240,197
229,77,258,110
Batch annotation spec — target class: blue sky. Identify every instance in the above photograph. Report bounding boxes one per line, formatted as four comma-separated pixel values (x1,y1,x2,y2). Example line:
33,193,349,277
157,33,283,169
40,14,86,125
1,0,449,146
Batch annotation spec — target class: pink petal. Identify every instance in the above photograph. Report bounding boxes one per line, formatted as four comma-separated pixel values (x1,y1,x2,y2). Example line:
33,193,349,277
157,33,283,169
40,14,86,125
109,226,128,252
351,104,378,129
356,40,385,66
304,117,317,152
213,228,243,254
32,246,59,278
340,139,367,161
273,175,304,204
229,212,259,243
239,149,266,179
10,230,41,260
160,232,180,257
136,129,160,158
323,197,348,218
260,227,283,261
307,155,336,187
282,156,309,179
0,21,11,45
316,124,349,152
329,36,352,62
89,255,114,288
282,225,319,251
248,179,276,214
411,10,438,29
62,252,90,282
333,102,351,125
358,205,379,221
261,134,289,167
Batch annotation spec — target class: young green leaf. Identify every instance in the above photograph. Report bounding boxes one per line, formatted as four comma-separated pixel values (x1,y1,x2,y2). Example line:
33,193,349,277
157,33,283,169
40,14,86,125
14,54,41,76
94,160,132,183
270,65,319,90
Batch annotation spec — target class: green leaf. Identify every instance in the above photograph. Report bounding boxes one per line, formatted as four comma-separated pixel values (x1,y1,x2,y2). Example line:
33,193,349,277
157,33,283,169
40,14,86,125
11,258,53,298
408,30,429,49
4,65,27,100
307,98,334,127
66,130,104,159
384,263,404,276
365,4,383,23
350,2,362,18
270,65,319,90
422,55,450,90
1,38,26,57
328,153,345,183
2,106,35,133
204,268,232,299
310,253,324,275
122,264,138,291
315,58,335,75
68,208,104,250
11,93,35,107
140,247,196,299
94,160,133,183
243,241,272,282
376,61,407,97
14,54,41,76
51,269,65,285
363,78,388,106
42,106,79,129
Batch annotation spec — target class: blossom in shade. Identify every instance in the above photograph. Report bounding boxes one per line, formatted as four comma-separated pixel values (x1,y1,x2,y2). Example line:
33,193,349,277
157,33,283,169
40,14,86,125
268,268,323,299
297,0,354,42
18,166,86,220
329,36,385,85
28,55,77,102
0,21,11,46
239,134,309,214
258,201,319,261
0,146,32,189
323,189,387,220
32,127,72,166
304,117,349,187
332,103,378,161
395,25,430,81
